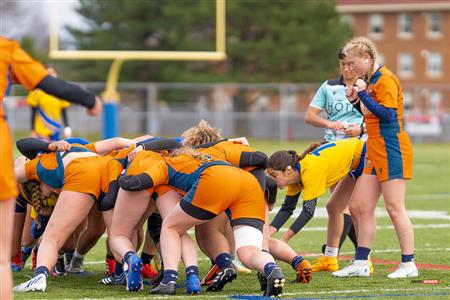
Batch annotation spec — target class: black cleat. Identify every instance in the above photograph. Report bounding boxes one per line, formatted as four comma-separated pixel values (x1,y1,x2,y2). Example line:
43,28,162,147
257,271,267,292
206,267,237,292
99,272,126,285
149,282,176,295
53,257,66,275
264,267,285,297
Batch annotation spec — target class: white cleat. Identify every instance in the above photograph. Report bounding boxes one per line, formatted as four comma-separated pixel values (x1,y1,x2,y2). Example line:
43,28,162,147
13,273,47,292
387,261,418,279
332,260,370,277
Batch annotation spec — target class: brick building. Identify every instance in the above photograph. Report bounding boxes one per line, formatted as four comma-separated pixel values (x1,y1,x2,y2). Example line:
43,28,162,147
337,0,450,116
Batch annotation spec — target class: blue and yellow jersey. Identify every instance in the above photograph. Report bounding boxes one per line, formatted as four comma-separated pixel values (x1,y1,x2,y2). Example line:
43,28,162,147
310,77,363,141
365,66,404,138
0,37,48,117
286,138,365,201
27,89,71,139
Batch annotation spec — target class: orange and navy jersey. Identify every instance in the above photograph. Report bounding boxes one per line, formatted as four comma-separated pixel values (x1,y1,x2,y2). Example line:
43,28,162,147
0,37,48,117
141,154,231,193
363,66,413,181
365,66,405,138
199,140,254,167
24,145,92,189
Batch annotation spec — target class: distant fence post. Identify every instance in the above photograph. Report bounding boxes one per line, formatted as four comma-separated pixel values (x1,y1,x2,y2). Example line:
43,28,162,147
147,83,159,135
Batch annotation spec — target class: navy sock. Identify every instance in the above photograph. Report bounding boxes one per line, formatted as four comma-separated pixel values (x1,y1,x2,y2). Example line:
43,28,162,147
140,252,153,265
123,251,136,265
355,247,371,260
263,262,277,276
185,265,199,277
162,269,178,284
291,255,304,269
401,254,414,263
22,246,33,256
34,266,49,277
215,253,233,270
115,262,123,276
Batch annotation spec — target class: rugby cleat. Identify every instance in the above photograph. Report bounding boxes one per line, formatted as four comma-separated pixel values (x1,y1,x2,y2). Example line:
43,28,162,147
206,267,237,292
186,274,201,295
311,255,339,272
149,282,176,295
200,264,219,286
265,266,285,297
125,254,143,291
13,273,47,292
295,259,312,283
387,261,418,279
332,260,370,277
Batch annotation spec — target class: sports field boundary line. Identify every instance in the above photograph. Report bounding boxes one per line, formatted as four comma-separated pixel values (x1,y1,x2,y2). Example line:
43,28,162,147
77,286,450,299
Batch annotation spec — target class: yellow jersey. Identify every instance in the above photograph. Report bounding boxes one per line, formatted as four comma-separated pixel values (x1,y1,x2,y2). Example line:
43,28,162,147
286,138,364,201
27,89,70,139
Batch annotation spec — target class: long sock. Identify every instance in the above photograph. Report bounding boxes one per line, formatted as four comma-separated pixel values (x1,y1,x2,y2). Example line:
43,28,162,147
401,254,414,263
185,265,199,277
215,253,233,270
115,261,123,276
338,214,353,249
324,246,339,258
291,255,304,270
355,247,371,261
140,252,153,265
123,251,136,265
263,262,277,276
162,269,178,284
21,246,33,256
34,266,50,277
347,223,358,250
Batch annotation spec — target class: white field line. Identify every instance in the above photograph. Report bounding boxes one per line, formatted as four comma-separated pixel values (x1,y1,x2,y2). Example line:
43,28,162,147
269,207,450,220
82,246,450,265
78,286,450,299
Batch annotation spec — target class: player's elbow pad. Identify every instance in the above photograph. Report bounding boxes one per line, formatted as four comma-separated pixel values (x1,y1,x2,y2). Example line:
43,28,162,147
16,138,50,159
37,75,96,109
97,180,119,211
239,151,268,168
118,173,153,191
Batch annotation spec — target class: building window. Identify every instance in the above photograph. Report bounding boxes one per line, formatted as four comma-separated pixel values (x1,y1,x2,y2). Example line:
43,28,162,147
427,52,442,77
426,13,441,38
403,91,413,112
369,14,384,38
398,53,413,78
429,91,442,114
398,14,412,38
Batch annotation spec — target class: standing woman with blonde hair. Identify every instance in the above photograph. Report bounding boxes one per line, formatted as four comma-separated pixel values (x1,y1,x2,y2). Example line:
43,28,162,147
332,37,417,278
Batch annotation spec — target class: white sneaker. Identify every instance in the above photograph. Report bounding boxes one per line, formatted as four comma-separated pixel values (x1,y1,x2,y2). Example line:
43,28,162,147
332,260,370,277
13,273,47,292
387,261,418,279
231,258,251,274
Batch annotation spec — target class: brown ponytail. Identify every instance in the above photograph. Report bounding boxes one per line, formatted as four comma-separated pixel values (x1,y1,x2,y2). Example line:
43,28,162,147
170,147,213,164
268,141,327,171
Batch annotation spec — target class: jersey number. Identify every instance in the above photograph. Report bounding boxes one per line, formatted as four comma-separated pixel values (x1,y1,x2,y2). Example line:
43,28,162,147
311,143,336,156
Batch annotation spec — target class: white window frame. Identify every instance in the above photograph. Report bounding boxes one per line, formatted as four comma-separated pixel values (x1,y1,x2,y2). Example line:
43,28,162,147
368,14,384,39
398,13,413,39
426,12,442,39
398,53,413,78
426,52,443,78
